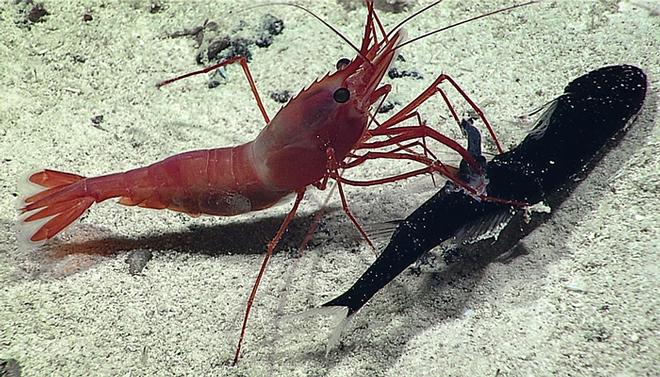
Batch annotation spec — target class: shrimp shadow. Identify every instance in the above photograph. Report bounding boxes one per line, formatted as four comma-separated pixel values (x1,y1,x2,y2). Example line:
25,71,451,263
292,89,658,371
6,206,354,281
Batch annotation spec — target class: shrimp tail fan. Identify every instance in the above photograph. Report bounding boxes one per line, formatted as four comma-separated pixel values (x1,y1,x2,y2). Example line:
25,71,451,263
17,169,94,244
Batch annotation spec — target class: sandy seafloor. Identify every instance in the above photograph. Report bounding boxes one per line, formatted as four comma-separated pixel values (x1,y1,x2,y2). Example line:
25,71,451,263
1,0,658,376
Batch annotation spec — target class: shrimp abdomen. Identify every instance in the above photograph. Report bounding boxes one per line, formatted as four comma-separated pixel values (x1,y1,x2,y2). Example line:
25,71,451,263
17,145,290,243
119,145,290,216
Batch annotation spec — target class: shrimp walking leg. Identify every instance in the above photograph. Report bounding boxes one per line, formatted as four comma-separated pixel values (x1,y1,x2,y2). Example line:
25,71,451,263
157,56,271,124
296,184,337,255
338,152,524,206
342,144,524,205
376,73,504,153
359,125,479,181
348,139,440,165
233,189,306,365
367,104,484,172
326,148,375,250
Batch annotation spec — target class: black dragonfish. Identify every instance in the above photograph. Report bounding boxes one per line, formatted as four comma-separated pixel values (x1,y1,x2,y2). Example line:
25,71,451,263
319,64,648,348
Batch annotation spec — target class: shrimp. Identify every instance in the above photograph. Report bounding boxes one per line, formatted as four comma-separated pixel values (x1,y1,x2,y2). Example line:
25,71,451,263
18,0,538,364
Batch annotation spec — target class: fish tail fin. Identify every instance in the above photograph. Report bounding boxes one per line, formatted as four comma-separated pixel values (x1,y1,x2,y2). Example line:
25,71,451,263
17,169,94,244
295,306,352,357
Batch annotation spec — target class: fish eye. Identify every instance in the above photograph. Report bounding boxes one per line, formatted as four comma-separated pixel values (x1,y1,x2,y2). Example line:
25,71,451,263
333,88,350,103
336,57,350,70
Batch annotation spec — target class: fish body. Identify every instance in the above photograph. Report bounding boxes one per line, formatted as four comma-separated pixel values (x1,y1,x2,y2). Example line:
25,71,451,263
323,64,648,316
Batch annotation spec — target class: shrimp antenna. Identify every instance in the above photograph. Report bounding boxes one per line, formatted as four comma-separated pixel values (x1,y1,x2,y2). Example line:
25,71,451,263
396,1,540,50
242,2,370,63
385,0,446,40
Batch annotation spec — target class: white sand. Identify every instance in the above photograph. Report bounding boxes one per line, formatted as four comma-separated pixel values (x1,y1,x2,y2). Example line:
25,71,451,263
1,0,658,376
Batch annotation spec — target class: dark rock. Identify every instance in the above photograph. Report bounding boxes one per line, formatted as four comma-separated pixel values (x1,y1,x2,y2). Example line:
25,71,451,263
206,36,231,61
388,67,423,80
262,14,284,35
270,90,292,103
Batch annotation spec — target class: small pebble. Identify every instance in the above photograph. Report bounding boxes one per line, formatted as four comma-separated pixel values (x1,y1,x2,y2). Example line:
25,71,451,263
207,68,227,88
82,9,93,22
564,281,588,293
255,33,273,48
26,2,48,23
71,54,86,63
126,249,153,275
149,1,162,13
91,115,104,127
377,101,395,113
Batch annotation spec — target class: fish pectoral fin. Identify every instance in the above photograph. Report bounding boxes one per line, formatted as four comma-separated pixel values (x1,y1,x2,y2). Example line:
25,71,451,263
450,208,516,247
363,219,403,243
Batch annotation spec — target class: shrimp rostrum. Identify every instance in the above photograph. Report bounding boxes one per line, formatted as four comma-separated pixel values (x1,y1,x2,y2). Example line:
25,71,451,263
18,0,536,364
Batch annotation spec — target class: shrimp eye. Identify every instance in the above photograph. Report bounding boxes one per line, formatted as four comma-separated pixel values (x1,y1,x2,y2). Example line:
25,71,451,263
336,58,350,70
333,88,350,103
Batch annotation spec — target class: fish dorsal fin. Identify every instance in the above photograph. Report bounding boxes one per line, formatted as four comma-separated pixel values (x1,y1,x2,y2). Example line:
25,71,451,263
525,98,560,141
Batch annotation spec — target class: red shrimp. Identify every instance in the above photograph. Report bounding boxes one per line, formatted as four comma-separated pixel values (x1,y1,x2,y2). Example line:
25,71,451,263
18,0,537,364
